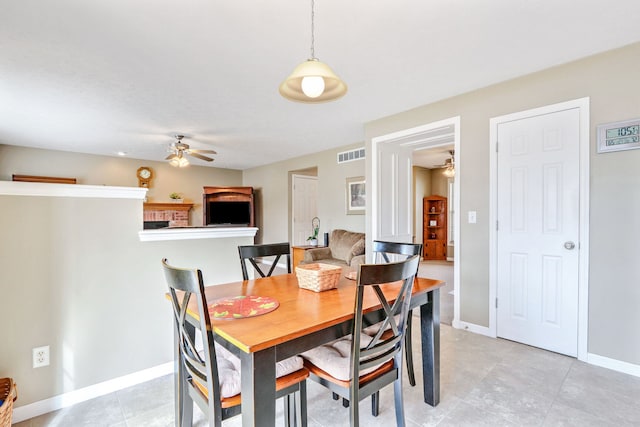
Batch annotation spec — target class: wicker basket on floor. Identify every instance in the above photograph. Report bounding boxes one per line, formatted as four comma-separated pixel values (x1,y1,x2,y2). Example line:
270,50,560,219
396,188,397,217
295,263,342,292
0,378,17,427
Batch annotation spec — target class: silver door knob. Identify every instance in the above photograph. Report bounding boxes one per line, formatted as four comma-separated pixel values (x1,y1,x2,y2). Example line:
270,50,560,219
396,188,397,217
564,241,576,250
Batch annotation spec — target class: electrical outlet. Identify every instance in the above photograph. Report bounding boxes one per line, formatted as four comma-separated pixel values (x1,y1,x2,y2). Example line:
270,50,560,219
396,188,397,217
33,345,50,368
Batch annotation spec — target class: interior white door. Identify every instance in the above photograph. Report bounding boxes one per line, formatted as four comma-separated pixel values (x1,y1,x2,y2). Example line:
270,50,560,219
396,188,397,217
496,108,580,357
292,175,318,246
376,141,413,243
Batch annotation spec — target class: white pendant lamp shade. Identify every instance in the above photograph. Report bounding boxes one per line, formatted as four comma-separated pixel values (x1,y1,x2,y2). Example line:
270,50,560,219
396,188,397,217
280,59,347,103
279,0,347,103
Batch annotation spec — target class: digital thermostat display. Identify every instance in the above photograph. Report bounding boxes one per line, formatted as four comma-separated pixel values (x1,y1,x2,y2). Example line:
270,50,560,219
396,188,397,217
597,118,640,153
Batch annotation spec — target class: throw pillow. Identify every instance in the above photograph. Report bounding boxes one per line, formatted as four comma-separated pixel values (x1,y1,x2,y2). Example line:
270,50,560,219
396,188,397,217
346,238,366,265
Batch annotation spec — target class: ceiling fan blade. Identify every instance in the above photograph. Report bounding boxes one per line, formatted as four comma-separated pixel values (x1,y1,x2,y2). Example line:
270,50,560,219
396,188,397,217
189,152,214,162
165,153,177,160
189,149,217,154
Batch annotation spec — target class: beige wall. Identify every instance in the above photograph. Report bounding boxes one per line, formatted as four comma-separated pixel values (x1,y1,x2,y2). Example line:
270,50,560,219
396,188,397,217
0,147,251,407
429,168,449,198
0,145,242,225
0,194,253,407
366,42,640,365
243,144,366,244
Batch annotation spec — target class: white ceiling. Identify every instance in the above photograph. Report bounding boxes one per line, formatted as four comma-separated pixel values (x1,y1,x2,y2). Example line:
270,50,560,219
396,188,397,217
2,1,639,170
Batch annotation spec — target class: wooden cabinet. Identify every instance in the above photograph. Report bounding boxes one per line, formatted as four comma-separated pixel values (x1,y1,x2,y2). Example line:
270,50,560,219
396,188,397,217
203,186,254,227
424,240,446,260
423,195,447,260
292,245,327,267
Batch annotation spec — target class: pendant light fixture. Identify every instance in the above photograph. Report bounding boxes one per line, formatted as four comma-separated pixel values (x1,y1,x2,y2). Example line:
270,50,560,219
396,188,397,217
279,0,347,103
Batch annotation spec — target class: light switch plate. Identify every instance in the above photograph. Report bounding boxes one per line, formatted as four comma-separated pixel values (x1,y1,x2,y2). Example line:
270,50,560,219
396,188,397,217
468,211,477,224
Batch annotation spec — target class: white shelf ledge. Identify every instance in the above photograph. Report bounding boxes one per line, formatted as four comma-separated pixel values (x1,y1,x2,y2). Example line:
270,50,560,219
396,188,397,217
138,227,258,242
0,181,147,199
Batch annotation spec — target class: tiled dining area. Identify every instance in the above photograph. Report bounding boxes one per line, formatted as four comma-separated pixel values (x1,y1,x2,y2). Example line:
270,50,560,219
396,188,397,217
14,321,640,426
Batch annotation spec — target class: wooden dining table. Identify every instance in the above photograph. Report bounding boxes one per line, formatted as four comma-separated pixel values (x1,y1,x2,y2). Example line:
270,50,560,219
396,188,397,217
173,270,444,427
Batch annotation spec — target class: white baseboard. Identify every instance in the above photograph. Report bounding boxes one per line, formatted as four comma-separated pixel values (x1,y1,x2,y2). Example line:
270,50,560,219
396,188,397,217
12,362,173,423
452,320,495,337
587,352,640,378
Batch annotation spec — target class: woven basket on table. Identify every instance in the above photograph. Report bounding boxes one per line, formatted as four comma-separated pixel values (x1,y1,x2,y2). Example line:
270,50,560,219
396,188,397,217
295,263,342,292
0,378,17,427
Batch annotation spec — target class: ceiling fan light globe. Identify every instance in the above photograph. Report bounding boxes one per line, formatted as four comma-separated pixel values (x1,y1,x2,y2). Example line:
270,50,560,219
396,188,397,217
443,166,455,178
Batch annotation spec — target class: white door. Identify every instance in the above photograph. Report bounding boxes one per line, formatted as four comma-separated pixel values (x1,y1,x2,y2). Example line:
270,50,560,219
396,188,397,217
376,141,413,243
496,108,580,356
292,175,318,246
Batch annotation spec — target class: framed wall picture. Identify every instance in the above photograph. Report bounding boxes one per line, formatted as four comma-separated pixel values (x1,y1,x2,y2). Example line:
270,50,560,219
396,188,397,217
346,176,365,215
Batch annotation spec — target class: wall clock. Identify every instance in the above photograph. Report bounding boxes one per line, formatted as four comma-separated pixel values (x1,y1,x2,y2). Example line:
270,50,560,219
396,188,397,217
136,166,153,188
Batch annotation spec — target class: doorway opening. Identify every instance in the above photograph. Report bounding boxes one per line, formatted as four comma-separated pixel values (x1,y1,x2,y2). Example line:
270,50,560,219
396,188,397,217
371,116,460,326
414,145,455,324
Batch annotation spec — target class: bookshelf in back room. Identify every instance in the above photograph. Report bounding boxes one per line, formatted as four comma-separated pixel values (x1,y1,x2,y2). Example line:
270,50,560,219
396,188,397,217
423,195,447,260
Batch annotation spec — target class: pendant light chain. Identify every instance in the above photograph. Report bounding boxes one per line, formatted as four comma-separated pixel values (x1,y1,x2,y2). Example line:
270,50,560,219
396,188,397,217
310,0,316,60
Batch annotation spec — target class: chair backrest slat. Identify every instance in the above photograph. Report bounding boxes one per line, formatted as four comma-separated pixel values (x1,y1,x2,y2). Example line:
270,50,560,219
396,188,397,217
238,242,291,280
373,240,422,264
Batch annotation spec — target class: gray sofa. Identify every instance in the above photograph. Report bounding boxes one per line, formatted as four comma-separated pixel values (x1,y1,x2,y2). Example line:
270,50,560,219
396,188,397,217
302,229,365,268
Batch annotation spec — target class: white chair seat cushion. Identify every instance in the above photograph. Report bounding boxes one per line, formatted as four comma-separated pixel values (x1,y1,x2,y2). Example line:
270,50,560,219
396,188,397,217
213,343,304,398
300,334,381,382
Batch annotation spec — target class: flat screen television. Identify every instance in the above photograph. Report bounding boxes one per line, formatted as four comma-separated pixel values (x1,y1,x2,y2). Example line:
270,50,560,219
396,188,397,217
206,201,251,226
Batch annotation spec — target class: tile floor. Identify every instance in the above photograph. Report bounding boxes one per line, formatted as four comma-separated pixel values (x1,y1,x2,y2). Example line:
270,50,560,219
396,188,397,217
14,322,640,426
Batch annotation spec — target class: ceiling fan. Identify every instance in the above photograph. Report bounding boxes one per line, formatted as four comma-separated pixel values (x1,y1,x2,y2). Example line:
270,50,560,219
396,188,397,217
436,150,455,177
165,135,217,167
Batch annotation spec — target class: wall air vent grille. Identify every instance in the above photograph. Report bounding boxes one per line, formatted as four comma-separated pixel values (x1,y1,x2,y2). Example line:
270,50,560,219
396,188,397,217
337,147,365,164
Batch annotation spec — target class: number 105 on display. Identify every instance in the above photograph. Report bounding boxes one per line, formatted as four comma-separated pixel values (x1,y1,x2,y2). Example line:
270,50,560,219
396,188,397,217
597,119,640,153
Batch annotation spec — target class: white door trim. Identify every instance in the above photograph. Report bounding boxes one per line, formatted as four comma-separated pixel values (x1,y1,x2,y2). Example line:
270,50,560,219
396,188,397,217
371,116,461,326
488,97,590,361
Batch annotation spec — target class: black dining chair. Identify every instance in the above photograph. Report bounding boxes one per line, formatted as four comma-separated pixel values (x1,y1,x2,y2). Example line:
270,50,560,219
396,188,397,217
162,258,308,427
300,255,420,427
238,242,292,280
367,240,423,387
